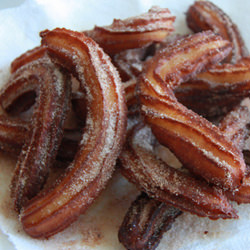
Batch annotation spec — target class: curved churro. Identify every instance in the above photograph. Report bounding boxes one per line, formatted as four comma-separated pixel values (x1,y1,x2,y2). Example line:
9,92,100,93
138,31,245,190
85,6,175,55
10,58,71,212
20,28,127,238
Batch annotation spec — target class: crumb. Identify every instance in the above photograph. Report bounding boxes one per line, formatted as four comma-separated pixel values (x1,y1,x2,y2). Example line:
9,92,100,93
80,226,103,246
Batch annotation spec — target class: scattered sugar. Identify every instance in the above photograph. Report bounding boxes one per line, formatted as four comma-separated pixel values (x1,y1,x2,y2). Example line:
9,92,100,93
102,6,174,32
127,126,224,208
52,35,127,204
1,1,250,250
202,1,246,63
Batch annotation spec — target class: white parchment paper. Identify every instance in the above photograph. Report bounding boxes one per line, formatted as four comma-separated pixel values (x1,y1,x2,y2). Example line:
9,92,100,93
0,0,250,249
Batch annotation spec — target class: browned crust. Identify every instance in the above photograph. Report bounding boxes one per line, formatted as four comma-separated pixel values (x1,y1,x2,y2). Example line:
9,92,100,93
186,0,248,63
119,124,238,219
118,192,182,250
84,6,175,55
11,46,47,73
138,31,246,190
176,61,250,118
20,28,127,238
10,58,71,212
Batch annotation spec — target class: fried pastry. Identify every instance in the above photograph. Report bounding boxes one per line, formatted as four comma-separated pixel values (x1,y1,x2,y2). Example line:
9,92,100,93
186,0,248,63
20,28,127,238
176,59,250,118
119,124,237,219
9,58,71,212
118,192,182,250
138,31,245,190
85,6,175,55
